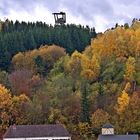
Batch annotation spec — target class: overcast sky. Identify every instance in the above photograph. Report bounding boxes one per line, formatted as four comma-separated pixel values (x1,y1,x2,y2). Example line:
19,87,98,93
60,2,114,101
0,0,139,32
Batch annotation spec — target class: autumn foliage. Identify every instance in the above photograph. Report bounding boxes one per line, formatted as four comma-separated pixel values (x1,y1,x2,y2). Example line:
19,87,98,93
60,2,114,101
1,20,140,139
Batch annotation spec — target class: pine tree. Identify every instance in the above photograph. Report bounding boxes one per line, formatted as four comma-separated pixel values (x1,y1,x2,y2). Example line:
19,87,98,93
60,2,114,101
81,81,90,122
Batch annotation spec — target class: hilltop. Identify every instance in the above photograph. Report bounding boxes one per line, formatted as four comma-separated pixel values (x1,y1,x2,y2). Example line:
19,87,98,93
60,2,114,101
0,19,140,140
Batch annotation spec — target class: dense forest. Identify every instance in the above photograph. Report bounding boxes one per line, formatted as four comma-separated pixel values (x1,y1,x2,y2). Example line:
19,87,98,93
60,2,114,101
0,19,140,140
0,19,96,71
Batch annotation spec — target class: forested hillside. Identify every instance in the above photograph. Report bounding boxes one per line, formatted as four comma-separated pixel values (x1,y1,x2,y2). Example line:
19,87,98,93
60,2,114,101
0,19,96,70
0,20,140,140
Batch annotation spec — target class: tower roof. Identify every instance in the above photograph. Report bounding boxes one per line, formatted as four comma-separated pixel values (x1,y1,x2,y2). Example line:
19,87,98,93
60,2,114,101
102,123,114,128
98,135,138,140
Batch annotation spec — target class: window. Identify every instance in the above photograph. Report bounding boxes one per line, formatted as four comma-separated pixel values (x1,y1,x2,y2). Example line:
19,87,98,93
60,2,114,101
32,139,48,140
52,139,70,140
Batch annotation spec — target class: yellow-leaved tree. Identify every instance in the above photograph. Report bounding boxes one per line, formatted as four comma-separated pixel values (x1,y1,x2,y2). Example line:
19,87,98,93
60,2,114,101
67,51,82,79
0,84,13,131
12,45,66,74
124,82,131,92
115,90,130,133
78,122,91,138
81,54,100,81
124,56,136,82
116,90,130,114
0,84,31,131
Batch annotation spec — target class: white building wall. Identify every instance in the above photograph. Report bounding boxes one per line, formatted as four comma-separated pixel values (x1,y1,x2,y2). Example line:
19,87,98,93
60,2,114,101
4,138,25,140
27,137,71,140
102,128,114,135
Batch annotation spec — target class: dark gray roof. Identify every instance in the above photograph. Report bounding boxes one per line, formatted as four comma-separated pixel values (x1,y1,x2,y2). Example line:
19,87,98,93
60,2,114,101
3,124,70,138
98,135,138,140
102,124,114,128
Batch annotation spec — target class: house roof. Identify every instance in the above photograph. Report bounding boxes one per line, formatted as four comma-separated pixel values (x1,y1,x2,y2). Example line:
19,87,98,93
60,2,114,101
98,135,139,140
102,124,114,128
3,124,70,138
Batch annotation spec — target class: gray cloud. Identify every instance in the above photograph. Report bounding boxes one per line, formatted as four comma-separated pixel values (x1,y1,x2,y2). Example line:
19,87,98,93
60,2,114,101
0,1,12,15
60,0,114,22
0,0,139,31
0,0,38,15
